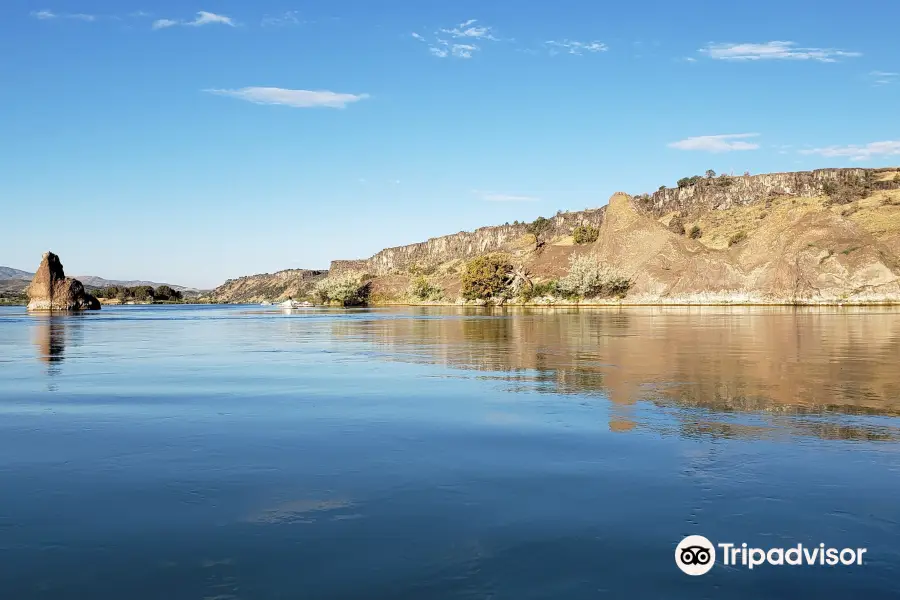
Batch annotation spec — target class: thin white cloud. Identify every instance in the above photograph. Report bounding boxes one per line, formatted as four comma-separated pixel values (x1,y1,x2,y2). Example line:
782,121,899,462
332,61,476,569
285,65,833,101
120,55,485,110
192,11,234,26
545,40,608,56
474,190,540,202
205,87,369,109
700,41,860,63
152,19,179,30
412,19,500,59
668,133,761,153
439,19,497,41
869,70,898,86
31,9,97,21
153,11,235,30
799,141,900,162
262,10,303,27
449,43,477,58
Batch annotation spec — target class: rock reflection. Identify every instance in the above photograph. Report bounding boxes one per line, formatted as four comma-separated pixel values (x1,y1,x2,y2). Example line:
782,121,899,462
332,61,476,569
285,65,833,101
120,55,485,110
332,306,900,440
33,315,67,365
31,314,84,388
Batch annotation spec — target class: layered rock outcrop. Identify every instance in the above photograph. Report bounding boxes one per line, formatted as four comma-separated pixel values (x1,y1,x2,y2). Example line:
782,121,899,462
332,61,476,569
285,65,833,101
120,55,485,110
330,208,605,276
641,168,896,216
26,252,100,311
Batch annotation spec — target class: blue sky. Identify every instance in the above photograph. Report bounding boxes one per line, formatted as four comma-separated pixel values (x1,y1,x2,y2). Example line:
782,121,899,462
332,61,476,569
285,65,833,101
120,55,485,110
1,0,898,288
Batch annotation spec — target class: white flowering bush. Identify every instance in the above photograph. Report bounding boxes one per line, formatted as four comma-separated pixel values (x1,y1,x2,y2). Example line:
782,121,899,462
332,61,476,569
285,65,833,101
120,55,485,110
558,254,630,299
314,274,369,306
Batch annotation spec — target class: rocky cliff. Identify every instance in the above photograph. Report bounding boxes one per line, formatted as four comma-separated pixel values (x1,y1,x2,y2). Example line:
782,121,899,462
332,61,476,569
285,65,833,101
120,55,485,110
26,252,100,311
640,168,894,216
330,208,606,276
213,167,900,305
211,269,327,304
319,167,900,305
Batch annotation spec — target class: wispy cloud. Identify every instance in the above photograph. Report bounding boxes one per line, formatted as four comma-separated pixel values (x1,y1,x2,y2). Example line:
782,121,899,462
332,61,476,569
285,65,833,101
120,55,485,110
668,133,761,153
205,87,369,109
869,71,899,86
411,19,500,59
153,11,235,30
31,9,98,21
545,40,608,56
151,19,179,30
699,41,861,63
261,10,303,27
474,190,540,202
799,140,900,161
439,19,497,41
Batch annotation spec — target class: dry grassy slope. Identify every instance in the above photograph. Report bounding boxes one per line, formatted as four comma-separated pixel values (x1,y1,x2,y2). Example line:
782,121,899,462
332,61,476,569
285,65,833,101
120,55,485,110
211,269,327,303
589,189,900,302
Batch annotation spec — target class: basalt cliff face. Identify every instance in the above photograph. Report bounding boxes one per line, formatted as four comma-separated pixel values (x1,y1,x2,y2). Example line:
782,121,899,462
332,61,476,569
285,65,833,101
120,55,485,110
330,208,606,277
27,252,101,311
214,167,900,305
321,167,900,304
640,168,880,216
211,269,327,304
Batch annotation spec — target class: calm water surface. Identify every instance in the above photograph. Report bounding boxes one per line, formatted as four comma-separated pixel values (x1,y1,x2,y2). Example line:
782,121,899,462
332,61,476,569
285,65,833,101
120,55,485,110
1,305,898,599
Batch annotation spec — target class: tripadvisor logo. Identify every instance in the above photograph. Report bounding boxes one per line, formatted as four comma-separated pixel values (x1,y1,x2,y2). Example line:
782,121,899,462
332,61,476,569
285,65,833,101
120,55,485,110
676,535,716,576
675,535,868,575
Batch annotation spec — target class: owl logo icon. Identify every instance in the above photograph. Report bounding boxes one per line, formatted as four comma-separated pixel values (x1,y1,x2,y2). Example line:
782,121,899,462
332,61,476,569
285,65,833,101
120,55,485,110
675,535,716,575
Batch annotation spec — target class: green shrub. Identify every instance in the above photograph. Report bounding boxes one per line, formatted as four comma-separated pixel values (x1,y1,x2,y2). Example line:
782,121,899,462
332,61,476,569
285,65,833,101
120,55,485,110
728,231,747,246
526,216,553,243
460,254,512,301
408,276,443,301
823,178,871,206
689,225,702,239
572,224,599,244
677,175,703,188
705,169,716,179
519,279,559,301
716,175,734,188
155,285,183,301
313,274,370,306
557,254,631,299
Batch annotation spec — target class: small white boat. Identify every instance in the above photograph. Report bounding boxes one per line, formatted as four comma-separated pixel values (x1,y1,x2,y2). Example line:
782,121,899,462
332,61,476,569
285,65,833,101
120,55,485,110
261,301,272,306
279,300,314,309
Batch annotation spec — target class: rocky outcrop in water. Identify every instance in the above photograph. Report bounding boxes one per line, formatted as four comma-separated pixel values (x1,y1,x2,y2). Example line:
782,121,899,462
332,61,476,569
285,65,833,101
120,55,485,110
26,252,100,311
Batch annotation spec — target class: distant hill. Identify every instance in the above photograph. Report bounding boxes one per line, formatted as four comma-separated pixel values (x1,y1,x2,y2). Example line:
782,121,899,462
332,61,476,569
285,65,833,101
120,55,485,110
72,275,200,294
0,267,33,280
0,267,200,294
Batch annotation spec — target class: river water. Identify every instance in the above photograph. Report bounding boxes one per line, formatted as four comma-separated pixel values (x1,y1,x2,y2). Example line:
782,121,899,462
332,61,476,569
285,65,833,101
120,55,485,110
0,305,898,598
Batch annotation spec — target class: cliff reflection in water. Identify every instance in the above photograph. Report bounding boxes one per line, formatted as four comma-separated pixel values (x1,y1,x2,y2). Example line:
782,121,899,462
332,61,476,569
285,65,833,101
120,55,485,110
331,306,900,441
